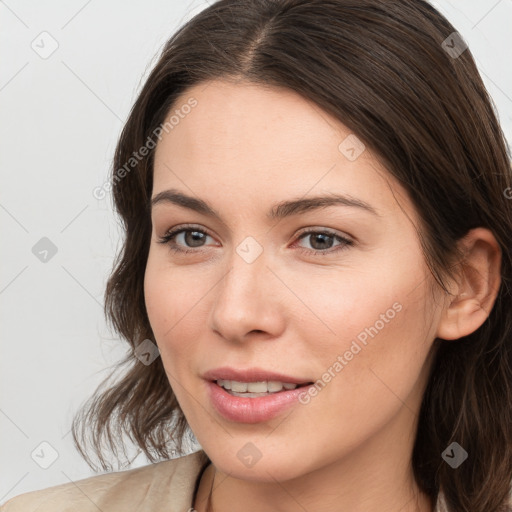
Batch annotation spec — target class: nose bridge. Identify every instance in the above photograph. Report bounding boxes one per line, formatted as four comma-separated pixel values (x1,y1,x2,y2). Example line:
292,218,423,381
209,234,281,339
218,234,269,307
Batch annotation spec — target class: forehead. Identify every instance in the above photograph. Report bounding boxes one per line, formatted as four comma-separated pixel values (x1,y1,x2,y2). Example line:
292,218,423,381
156,79,347,165
152,79,416,224
157,80,347,157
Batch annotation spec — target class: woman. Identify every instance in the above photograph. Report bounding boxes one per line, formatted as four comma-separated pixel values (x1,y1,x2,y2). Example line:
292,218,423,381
2,0,511,511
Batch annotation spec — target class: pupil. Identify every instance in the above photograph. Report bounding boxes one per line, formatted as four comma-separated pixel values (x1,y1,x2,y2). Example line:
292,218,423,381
186,231,205,247
311,233,332,250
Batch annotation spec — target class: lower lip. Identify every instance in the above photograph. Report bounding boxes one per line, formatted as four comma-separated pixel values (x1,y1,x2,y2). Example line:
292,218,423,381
206,380,313,423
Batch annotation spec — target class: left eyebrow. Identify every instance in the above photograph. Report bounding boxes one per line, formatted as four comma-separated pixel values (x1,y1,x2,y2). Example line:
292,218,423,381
150,188,381,221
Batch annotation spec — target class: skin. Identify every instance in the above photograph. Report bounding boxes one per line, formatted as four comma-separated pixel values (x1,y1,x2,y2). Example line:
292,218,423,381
143,78,502,512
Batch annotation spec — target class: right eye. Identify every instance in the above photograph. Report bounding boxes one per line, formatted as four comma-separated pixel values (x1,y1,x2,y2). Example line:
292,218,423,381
157,225,216,254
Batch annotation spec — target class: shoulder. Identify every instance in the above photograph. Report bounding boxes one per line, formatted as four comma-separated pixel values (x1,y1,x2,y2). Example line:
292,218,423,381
0,450,209,512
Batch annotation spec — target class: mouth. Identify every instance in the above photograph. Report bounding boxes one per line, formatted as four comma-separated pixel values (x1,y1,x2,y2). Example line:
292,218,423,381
212,379,314,398
206,378,316,423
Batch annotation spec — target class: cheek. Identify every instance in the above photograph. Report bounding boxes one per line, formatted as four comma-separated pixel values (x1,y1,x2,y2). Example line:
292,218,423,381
143,253,210,359
298,250,434,401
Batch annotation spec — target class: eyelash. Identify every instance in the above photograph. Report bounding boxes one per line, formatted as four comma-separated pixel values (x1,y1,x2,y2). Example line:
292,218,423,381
157,224,354,257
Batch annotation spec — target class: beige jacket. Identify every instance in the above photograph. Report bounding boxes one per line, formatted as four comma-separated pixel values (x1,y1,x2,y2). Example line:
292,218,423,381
0,449,451,511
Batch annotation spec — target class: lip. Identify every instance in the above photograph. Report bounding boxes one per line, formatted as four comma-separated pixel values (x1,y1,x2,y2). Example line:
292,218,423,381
202,366,312,384
205,380,314,423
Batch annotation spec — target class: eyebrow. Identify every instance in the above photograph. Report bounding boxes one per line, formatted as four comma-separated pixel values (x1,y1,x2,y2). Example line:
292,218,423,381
150,188,380,220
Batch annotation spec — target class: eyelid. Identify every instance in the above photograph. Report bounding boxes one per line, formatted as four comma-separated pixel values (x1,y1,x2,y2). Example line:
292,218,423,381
294,225,354,241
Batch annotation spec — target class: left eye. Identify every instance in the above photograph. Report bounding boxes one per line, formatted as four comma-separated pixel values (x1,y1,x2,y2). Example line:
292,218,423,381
295,230,354,255
157,226,354,256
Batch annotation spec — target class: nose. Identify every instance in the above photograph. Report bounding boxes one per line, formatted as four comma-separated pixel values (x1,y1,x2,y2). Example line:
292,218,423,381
208,247,285,344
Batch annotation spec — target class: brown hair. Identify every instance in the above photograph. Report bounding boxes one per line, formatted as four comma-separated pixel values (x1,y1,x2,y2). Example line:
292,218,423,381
71,1,512,510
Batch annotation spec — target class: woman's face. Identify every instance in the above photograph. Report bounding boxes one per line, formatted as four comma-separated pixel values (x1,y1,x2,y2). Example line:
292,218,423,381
144,78,445,482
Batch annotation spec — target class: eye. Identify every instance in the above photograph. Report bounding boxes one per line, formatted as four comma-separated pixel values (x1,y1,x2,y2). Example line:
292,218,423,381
293,229,354,256
157,224,214,254
157,225,354,256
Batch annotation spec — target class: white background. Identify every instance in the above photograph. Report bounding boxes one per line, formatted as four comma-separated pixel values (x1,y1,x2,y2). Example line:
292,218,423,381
1,0,511,502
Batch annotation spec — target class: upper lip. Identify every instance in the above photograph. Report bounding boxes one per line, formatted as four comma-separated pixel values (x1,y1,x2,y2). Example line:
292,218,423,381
202,367,313,385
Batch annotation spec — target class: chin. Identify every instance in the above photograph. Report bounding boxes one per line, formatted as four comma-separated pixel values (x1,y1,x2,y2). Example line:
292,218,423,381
204,443,312,483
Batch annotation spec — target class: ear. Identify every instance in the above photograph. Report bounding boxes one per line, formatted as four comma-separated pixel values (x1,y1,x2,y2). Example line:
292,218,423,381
436,227,502,341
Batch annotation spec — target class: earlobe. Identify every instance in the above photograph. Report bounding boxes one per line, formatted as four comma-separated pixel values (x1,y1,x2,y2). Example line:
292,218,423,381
435,227,502,341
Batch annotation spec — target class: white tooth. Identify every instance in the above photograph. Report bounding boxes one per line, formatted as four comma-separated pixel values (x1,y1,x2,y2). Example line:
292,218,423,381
218,379,231,390
231,381,248,392
218,380,301,393
267,381,285,392
247,381,268,393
